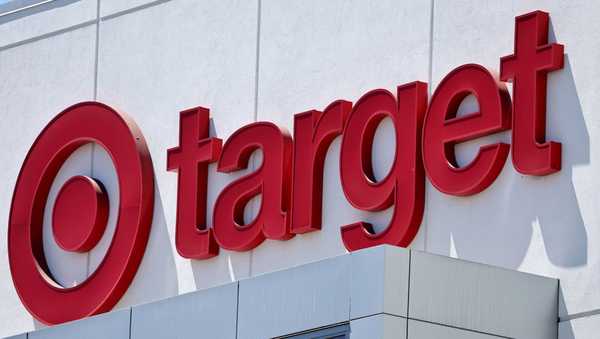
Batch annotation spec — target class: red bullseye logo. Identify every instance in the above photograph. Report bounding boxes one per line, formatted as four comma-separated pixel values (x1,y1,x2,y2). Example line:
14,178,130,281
8,102,155,325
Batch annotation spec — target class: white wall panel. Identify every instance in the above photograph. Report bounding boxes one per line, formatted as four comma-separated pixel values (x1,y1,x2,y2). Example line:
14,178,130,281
100,0,155,17
0,0,97,48
409,251,558,339
427,0,600,319
0,25,97,337
96,0,259,304
251,0,432,278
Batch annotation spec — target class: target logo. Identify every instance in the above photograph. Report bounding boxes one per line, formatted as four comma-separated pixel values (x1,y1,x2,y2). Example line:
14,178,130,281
6,10,564,327
8,102,155,325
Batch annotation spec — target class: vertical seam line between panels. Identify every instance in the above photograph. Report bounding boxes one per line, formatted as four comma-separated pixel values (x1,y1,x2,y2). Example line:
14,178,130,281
427,0,434,92
93,0,100,100
424,0,435,254
129,307,133,339
87,0,101,279
248,0,262,278
406,250,412,338
557,280,560,339
235,282,241,339
253,0,262,123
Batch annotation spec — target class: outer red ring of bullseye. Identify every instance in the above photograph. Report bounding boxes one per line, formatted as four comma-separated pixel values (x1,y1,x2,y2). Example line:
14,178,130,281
8,102,154,325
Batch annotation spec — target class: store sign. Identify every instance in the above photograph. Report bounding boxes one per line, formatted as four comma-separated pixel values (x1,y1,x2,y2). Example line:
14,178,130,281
8,10,563,325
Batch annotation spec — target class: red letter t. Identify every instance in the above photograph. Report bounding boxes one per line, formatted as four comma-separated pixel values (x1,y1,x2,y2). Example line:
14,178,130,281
500,10,564,175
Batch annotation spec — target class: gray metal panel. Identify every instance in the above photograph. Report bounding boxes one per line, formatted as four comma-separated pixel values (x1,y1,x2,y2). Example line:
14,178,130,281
130,282,238,339
28,308,130,339
350,314,407,339
350,246,410,319
408,319,503,339
238,255,352,339
409,250,558,339
18,247,560,339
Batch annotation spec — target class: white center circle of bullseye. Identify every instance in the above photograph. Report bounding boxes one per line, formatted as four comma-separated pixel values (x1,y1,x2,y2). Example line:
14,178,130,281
42,143,120,288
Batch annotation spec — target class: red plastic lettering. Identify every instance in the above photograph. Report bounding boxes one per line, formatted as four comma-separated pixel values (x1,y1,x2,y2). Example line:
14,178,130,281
423,64,511,196
291,100,351,234
213,123,293,250
340,82,427,251
500,10,564,175
167,107,222,259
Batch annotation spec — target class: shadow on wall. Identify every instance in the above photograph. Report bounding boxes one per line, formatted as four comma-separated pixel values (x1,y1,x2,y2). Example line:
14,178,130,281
188,120,254,289
0,0,81,24
114,184,179,306
431,54,589,270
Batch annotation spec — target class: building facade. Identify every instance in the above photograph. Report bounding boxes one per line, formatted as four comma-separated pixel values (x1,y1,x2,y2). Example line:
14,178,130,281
0,0,598,338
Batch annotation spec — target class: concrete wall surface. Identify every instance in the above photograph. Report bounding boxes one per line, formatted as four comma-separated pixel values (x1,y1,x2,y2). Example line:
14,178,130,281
6,246,559,339
0,0,598,338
